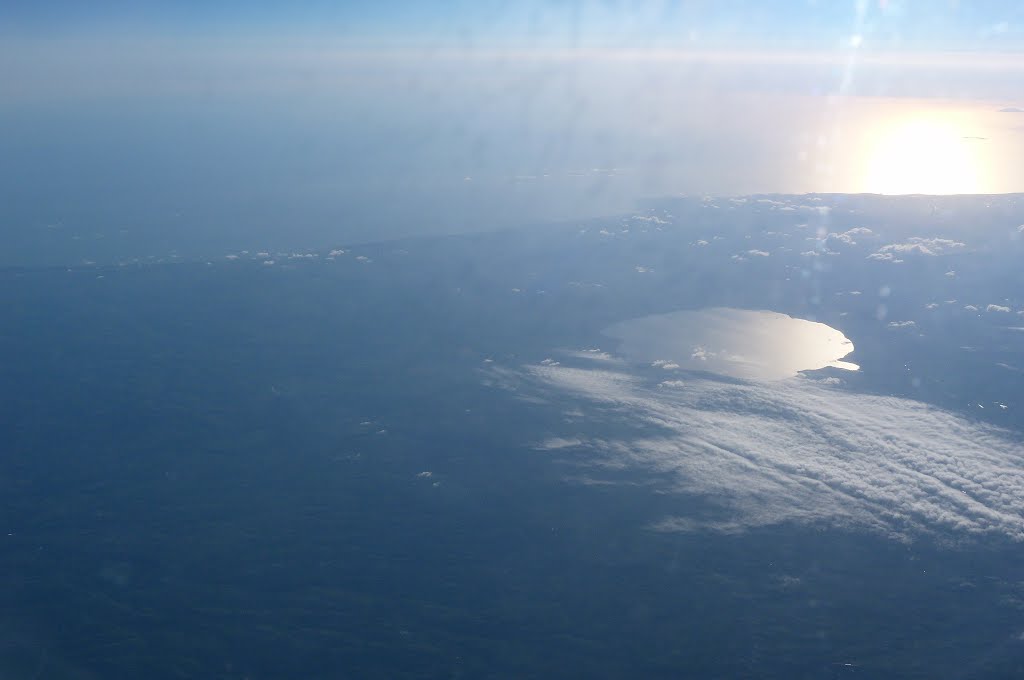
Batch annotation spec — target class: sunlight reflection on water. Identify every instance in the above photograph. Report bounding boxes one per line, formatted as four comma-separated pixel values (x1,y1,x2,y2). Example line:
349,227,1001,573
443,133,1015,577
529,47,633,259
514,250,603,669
604,308,858,381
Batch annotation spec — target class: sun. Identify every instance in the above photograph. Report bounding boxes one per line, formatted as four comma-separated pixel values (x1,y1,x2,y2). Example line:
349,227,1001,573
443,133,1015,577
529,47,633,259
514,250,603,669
860,113,986,195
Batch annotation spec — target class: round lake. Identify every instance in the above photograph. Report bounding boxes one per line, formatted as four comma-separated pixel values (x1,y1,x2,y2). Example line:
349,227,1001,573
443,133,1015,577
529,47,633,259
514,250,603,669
603,308,858,381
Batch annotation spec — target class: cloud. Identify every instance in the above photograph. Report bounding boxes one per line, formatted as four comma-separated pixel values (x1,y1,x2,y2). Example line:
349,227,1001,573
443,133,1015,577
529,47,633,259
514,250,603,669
536,437,584,450
747,249,770,257
565,349,619,363
520,361,1024,542
631,215,669,224
965,305,979,311
1000,107,1024,113
828,227,875,245
690,347,716,361
887,320,917,329
987,304,1011,313
870,237,965,261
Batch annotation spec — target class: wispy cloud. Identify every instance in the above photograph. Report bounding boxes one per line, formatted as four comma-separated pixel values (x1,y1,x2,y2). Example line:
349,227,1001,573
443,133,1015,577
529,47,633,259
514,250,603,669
520,362,1024,542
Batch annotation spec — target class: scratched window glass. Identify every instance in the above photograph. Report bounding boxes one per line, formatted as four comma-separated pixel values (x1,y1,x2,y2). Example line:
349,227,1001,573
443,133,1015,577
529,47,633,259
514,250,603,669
3,3,1024,678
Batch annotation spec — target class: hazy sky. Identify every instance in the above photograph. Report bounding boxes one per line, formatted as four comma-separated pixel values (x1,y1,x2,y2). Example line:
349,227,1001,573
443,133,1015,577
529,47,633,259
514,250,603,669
2,1,1023,265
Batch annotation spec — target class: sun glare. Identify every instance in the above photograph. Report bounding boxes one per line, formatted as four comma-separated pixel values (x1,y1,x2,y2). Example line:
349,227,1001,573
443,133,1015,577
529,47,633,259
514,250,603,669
860,114,987,195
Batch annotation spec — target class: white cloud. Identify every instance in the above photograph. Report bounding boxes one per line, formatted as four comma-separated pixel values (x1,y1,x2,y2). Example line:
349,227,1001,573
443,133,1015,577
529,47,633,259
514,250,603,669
536,437,584,450
869,237,965,262
796,205,831,216
328,249,346,257
632,215,669,224
523,362,1024,541
987,304,1012,313
828,227,874,245
566,349,619,363
887,320,916,329
964,305,979,311
690,347,716,361
747,249,770,257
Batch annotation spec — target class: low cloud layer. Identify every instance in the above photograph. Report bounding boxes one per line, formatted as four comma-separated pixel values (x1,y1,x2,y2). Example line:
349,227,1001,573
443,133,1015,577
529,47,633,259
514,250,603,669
524,362,1024,543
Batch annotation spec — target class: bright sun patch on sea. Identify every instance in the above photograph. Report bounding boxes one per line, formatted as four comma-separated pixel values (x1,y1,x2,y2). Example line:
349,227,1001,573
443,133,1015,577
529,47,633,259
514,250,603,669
859,112,989,195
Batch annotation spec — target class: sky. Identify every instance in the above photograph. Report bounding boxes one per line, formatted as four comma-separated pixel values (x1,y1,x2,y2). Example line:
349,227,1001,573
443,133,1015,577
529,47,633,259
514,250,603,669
3,1,1023,49
2,1,1024,265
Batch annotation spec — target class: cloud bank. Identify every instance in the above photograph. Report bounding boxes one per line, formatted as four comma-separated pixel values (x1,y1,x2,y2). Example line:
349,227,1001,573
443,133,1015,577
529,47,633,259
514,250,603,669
524,362,1024,542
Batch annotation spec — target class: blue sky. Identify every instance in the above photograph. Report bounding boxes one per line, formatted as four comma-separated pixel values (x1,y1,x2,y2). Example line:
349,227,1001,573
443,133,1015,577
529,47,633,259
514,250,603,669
2,1,1022,50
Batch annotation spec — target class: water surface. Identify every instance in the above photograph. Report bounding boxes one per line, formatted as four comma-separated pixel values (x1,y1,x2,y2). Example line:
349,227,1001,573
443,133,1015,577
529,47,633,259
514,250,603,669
604,308,858,381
